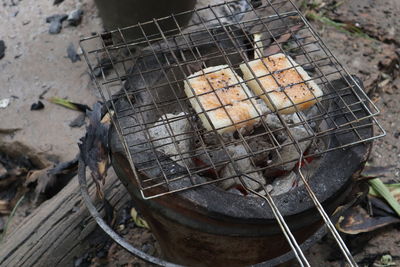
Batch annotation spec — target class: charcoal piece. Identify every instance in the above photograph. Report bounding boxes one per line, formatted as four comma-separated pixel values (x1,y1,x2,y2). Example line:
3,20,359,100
67,43,80,63
31,101,45,110
69,113,86,128
53,0,65,5
93,58,113,77
250,0,262,8
67,9,83,26
46,14,67,34
0,40,5,59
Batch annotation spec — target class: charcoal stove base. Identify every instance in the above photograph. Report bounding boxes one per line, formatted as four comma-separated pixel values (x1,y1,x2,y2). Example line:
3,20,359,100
111,151,360,266
109,76,372,266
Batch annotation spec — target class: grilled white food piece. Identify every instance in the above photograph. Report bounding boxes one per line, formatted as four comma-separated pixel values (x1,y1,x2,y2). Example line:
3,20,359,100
240,53,323,114
184,65,262,134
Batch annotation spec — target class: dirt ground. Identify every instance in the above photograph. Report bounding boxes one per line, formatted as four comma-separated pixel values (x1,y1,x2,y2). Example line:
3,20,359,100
0,0,399,266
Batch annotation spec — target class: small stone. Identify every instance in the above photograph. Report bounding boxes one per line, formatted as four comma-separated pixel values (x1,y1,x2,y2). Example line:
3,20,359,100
69,113,86,128
67,43,80,63
46,14,67,34
22,20,30,25
67,9,83,26
0,40,5,59
49,21,62,34
53,0,65,5
30,101,45,110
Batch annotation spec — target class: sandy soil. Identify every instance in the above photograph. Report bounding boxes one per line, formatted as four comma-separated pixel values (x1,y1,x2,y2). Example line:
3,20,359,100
0,0,399,266
0,0,101,162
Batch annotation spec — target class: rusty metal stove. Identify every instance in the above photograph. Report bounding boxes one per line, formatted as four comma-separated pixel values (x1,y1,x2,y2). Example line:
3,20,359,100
79,0,385,266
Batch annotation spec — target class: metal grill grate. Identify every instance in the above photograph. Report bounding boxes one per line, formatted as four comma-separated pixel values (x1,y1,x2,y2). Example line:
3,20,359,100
80,0,385,265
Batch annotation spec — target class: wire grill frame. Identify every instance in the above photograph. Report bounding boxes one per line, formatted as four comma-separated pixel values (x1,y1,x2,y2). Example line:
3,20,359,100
80,0,385,266
80,0,384,199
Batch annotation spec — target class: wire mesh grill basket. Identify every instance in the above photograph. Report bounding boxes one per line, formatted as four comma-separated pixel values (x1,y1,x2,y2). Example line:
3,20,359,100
81,0,384,199
80,0,385,265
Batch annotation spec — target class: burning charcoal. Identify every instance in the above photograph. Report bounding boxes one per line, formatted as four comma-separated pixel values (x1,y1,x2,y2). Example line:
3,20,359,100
69,113,86,128
67,43,81,63
270,126,312,172
192,148,230,177
30,101,44,110
270,171,299,196
46,14,67,34
67,9,83,26
202,131,232,146
248,137,273,167
148,113,192,165
264,112,304,130
0,98,10,109
0,40,5,59
219,144,265,191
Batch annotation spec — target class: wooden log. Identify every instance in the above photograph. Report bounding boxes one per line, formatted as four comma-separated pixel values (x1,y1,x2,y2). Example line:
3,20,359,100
0,170,130,267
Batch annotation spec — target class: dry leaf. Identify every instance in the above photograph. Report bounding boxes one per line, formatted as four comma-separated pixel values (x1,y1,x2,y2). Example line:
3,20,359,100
336,206,400,235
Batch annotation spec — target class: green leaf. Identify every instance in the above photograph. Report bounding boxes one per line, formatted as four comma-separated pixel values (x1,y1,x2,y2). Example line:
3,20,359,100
130,207,149,229
369,183,400,200
48,97,90,113
368,179,400,217
49,97,79,111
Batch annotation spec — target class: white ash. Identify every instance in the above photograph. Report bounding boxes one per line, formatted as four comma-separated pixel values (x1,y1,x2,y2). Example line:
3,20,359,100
270,126,312,172
191,0,250,25
247,137,274,166
148,112,192,166
261,111,314,172
269,172,299,196
192,148,230,174
219,144,265,191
